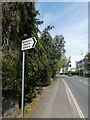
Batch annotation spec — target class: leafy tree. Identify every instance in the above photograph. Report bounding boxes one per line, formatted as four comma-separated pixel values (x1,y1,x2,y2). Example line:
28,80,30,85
53,35,66,54
2,3,22,98
38,26,54,86
50,35,66,76
57,55,68,70
2,2,66,112
84,52,90,73
2,2,43,103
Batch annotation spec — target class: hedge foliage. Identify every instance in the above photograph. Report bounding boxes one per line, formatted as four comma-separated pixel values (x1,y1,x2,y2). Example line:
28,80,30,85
2,2,66,105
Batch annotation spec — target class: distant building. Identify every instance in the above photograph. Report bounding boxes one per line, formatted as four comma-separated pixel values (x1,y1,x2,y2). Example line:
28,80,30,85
60,67,68,73
60,55,86,74
76,59,85,76
68,55,85,72
76,57,89,76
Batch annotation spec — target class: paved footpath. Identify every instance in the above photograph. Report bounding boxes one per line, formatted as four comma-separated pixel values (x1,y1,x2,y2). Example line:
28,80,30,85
26,77,81,118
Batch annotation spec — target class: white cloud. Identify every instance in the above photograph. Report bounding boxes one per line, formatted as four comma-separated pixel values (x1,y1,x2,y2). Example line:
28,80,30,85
64,19,88,57
50,13,88,57
37,2,88,57
38,13,54,31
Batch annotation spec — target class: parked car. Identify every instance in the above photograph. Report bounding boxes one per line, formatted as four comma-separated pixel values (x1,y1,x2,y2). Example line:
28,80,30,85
68,73,73,77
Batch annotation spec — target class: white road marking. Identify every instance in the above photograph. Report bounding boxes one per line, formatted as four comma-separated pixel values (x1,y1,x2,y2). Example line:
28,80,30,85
79,80,88,85
66,88,72,105
79,80,82,81
68,77,88,85
66,87,81,118
62,79,85,120
82,82,88,85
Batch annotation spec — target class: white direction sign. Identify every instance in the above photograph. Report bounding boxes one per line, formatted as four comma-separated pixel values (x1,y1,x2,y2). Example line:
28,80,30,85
22,37,37,51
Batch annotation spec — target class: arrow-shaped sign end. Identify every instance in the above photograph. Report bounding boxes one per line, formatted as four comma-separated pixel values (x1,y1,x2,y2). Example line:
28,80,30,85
32,37,37,48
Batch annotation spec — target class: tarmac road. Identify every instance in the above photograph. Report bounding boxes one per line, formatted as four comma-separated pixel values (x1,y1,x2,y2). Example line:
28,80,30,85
26,76,84,118
62,75,88,118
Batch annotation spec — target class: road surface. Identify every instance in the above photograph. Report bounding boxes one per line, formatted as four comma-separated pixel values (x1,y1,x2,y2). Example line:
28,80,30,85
26,75,88,118
61,75,88,118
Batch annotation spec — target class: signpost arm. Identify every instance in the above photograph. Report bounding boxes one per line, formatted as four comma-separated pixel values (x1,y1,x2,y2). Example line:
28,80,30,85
21,51,25,118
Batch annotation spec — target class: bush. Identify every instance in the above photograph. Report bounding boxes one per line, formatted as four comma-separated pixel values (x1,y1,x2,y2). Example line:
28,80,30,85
64,70,79,75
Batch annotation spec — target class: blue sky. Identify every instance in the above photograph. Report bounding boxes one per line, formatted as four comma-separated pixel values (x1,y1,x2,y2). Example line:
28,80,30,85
36,2,88,57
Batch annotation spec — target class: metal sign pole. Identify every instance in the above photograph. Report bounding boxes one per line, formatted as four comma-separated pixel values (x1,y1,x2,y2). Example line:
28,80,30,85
21,51,25,118
21,37,37,118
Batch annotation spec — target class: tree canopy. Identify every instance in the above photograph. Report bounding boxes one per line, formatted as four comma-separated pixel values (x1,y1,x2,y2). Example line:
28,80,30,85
2,2,66,106
84,52,90,73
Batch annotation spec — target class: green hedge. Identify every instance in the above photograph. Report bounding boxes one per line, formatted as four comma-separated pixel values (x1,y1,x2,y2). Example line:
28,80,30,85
64,70,79,75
